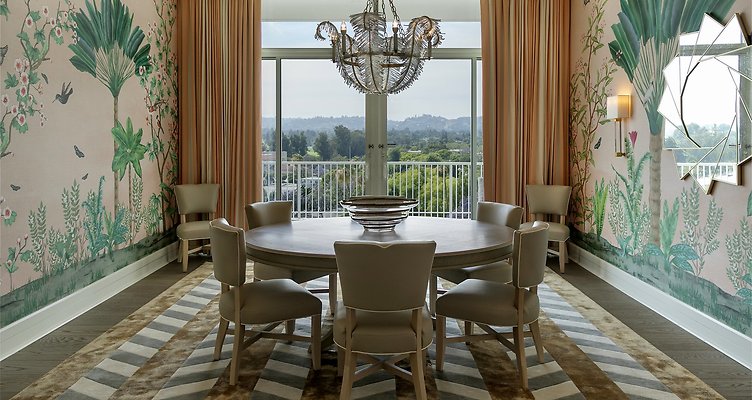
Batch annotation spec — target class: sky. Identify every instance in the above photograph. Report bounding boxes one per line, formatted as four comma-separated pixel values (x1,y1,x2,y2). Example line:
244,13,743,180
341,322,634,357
261,22,481,120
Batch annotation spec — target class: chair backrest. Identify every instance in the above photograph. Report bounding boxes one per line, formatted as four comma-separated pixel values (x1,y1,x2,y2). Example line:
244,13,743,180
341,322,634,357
477,202,524,230
176,184,220,215
245,201,293,229
334,241,436,312
511,221,549,288
209,218,246,287
525,185,571,216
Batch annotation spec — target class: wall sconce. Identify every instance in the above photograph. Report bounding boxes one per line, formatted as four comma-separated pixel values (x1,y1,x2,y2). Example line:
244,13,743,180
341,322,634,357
606,95,631,157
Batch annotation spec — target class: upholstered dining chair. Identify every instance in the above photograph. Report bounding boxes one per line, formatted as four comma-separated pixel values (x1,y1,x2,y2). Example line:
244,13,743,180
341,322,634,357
334,240,436,400
429,202,524,316
520,184,572,273
209,218,322,386
175,183,220,272
435,222,549,389
245,201,338,322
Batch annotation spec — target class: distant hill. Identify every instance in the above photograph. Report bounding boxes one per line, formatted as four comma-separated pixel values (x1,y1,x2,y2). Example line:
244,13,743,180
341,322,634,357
262,115,480,134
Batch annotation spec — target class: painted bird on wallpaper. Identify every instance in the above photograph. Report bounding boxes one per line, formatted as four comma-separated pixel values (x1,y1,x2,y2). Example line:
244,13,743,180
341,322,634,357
53,82,74,104
0,45,7,66
10,184,20,191
74,145,85,158
594,137,602,149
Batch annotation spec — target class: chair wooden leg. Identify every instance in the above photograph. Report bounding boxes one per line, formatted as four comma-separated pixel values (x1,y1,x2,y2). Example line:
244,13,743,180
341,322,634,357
436,315,446,371
176,240,183,263
513,326,528,389
311,314,321,370
181,239,189,273
464,321,473,344
230,322,245,386
213,318,229,361
286,319,296,335
329,273,338,315
409,352,428,400
340,350,356,400
429,275,438,316
559,241,568,273
530,320,544,363
337,347,345,377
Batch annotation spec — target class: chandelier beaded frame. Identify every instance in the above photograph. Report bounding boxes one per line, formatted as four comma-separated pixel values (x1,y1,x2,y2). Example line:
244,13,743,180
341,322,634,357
315,0,443,95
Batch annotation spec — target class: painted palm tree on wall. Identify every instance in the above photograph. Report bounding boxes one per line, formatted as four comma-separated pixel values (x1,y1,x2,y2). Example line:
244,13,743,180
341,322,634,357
68,0,150,216
608,0,733,245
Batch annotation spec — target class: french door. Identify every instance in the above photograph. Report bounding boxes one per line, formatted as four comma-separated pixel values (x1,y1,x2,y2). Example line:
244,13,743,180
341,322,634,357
262,49,481,218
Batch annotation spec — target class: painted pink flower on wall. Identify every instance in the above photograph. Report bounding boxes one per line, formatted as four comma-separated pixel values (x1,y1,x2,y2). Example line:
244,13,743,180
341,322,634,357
628,130,638,147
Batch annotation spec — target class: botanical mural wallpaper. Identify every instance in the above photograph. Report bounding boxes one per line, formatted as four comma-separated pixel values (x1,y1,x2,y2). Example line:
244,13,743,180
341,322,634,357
570,0,752,336
0,0,178,327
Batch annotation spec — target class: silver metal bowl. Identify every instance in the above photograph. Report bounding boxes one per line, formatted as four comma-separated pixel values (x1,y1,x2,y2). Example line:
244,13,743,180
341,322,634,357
339,196,419,232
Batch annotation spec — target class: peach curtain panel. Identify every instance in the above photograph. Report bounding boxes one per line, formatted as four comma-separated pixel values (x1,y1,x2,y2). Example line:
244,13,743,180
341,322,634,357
480,0,570,207
177,0,262,228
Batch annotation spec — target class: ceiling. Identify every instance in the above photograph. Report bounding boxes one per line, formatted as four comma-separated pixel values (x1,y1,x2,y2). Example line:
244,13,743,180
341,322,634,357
262,0,480,22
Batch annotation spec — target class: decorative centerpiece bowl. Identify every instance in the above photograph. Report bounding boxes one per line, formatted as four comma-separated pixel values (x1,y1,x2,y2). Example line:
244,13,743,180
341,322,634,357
340,196,419,232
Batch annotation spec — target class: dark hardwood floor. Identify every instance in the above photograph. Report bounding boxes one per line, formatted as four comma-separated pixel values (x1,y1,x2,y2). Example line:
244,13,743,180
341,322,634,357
1,256,750,399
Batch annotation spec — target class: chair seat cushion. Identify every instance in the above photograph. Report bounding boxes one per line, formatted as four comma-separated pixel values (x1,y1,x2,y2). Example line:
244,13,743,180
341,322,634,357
521,221,569,241
465,261,513,283
219,279,322,324
253,262,329,284
177,221,211,240
333,302,433,355
436,279,540,326
435,260,512,285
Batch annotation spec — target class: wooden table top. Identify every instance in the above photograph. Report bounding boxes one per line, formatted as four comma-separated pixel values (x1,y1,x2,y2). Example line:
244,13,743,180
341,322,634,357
244,217,514,271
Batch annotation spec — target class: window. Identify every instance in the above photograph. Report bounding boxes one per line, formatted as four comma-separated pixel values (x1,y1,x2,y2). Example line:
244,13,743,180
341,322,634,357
262,21,481,218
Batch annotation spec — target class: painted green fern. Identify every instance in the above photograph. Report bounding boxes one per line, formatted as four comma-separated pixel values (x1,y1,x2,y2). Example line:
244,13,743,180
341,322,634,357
680,186,723,275
661,198,680,255
145,193,162,236
725,219,752,304
645,198,700,273
62,180,82,265
104,204,128,258
128,174,144,243
27,202,48,274
83,176,107,258
608,139,650,255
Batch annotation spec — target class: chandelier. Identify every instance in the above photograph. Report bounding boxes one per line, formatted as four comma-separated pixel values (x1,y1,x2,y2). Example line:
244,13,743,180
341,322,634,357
315,0,443,95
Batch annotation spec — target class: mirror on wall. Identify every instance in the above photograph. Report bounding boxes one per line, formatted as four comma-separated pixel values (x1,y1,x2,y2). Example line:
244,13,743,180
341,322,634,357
658,14,751,193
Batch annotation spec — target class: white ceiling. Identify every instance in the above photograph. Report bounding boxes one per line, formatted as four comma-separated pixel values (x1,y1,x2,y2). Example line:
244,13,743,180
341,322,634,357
262,0,480,22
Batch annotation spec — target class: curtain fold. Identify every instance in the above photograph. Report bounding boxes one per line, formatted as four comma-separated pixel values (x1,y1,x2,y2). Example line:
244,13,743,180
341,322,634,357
481,0,570,208
178,0,262,228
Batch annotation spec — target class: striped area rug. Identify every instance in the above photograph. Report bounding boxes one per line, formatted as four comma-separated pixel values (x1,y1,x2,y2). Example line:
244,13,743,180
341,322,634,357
12,262,723,400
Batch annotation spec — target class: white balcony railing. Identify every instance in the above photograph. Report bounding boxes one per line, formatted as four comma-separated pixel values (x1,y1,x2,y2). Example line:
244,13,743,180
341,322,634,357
676,162,737,180
262,160,483,219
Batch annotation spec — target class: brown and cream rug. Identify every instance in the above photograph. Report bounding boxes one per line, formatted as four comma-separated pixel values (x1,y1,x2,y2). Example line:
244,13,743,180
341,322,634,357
12,262,723,400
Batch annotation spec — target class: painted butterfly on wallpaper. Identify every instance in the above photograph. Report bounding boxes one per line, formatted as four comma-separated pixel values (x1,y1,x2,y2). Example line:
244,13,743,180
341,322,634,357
54,82,73,104
10,184,20,191
0,45,7,66
74,145,85,158
594,137,602,149
82,173,89,181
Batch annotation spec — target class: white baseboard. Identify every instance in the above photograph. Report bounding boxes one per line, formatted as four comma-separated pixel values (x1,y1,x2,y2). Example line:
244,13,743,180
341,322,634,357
569,244,752,370
0,242,179,361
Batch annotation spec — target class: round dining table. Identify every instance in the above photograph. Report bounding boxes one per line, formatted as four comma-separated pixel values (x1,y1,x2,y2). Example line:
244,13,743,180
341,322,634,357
244,216,515,272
